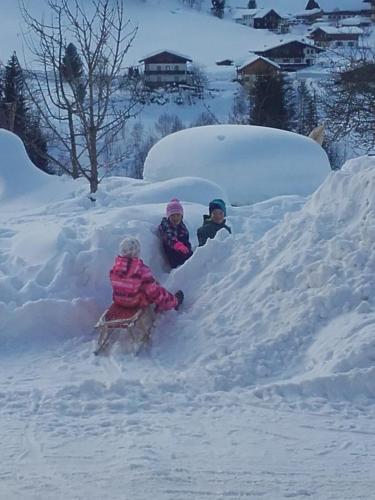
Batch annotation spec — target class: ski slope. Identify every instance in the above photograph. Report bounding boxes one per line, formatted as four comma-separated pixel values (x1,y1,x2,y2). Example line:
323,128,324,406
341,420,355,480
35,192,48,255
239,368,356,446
1,129,375,499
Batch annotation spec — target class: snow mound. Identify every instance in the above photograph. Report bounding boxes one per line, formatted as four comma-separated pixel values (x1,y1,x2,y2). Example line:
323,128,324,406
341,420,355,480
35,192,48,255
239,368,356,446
162,155,375,403
143,124,331,205
0,129,51,200
100,175,228,207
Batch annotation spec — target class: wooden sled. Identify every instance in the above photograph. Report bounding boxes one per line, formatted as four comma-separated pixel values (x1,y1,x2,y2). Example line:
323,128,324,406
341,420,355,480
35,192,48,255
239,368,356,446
94,304,155,356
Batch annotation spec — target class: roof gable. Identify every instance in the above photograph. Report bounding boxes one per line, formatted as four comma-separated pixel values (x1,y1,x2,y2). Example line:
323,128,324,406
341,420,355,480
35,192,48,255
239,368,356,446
239,55,281,71
256,39,324,54
139,50,192,64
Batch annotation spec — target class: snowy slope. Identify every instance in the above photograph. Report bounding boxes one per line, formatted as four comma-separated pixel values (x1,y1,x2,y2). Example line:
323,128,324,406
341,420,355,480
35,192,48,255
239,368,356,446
229,0,368,16
1,128,375,498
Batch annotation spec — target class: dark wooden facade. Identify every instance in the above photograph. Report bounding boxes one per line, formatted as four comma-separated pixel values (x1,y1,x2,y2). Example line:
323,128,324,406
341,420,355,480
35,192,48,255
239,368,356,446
309,27,361,46
254,9,283,30
255,41,323,70
139,50,192,88
238,57,280,87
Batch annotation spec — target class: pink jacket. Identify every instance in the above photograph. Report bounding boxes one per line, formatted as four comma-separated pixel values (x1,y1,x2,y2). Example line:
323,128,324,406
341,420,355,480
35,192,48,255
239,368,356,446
110,256,178,312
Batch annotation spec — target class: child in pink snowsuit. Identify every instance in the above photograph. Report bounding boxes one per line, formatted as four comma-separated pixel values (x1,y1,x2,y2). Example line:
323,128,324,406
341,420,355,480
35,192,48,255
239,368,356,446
110,236,183,316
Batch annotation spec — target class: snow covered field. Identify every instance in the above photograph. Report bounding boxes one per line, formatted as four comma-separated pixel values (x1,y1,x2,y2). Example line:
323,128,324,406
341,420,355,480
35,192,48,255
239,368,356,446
2,127,375,499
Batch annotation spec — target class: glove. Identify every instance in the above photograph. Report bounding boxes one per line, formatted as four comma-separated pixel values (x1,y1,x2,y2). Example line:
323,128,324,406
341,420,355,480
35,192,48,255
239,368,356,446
174,290,184,310
173,241,190,255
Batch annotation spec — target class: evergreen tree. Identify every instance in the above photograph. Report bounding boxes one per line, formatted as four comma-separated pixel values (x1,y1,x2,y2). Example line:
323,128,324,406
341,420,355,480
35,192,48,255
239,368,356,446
293,80,318,136
247,0,257,8
3,53,28,139
249,73,292,130
305,0,320,9
212,0,225,18
1,53,50,172
60,43,86,104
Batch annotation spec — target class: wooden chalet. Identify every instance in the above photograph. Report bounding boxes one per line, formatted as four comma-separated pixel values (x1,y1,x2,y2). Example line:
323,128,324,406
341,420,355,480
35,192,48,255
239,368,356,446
254,40,324,71
237,56,280,87
322,7,372,22
139,50,192,88
309,26,363,47
233,8,284,30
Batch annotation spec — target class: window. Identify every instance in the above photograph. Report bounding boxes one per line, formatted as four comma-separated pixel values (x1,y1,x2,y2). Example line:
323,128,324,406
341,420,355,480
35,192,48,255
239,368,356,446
157,65,161,71
294,58,302,63
166,65,170,71
282,58,290,63
174,65,179,70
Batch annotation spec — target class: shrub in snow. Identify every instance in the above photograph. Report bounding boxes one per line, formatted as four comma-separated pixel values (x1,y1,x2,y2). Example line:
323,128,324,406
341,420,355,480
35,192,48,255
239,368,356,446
143,124,331,205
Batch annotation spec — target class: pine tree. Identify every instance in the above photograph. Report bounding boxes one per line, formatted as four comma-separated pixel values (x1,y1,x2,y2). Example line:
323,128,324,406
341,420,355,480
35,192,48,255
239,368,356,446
60,43,86,104
249,74,292,130
3,53,28,139
305,0,320,9
293,80,318,135
212,0,225,18
1,53,50,172
247,0,257,8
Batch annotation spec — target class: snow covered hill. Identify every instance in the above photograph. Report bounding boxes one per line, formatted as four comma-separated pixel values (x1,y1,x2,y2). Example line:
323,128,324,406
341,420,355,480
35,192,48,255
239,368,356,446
1,128,375,499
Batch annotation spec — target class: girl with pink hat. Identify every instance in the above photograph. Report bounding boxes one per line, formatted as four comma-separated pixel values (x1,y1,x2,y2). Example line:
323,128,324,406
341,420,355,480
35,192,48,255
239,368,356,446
158,198,193,269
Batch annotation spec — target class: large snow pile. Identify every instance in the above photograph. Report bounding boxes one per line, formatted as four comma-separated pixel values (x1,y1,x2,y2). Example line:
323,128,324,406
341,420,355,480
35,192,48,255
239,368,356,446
1,125,374,405
1,125,375,498
162,155,375,402
144,125,330,205
0,129,51,201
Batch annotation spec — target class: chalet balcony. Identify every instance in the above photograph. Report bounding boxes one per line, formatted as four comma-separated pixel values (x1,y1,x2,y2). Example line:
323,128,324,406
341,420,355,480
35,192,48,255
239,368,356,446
143,70,191,75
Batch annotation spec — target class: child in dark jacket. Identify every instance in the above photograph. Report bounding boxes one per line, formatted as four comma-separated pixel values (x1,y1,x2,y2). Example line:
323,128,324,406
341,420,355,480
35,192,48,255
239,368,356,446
197,198,231,247
159,198,193,269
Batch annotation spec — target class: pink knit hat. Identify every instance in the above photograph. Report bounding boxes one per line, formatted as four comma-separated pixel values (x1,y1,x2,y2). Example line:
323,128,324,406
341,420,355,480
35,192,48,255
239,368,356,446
166,198,183,218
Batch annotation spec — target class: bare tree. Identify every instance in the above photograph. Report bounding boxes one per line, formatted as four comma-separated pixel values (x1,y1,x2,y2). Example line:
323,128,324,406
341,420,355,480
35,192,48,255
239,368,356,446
154,112,184,138
321,59,375,154
20,0,141,194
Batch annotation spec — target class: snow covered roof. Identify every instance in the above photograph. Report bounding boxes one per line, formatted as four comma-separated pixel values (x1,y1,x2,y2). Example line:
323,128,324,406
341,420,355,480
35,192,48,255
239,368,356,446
233,7,283,19
255,38,324,54
341,16,371,25
139,49,192,63
310,26,363,34
254,0,370,12
238,55,280,71
296,8,322,17
233,8,260,19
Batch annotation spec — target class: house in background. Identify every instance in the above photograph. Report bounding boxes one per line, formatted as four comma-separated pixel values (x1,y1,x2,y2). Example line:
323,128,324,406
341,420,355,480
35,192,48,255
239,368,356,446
340,16,372,28
296,8,323,24
254,40,324,71
309,26,363,47
237,56,280,88
321,6,373,22
363,0,375,20
139,50,192,88
233,8,284,31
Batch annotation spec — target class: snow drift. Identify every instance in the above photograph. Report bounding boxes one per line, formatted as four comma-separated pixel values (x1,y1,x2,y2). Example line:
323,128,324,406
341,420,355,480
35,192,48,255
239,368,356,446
1,121,375,407
143,124,331,205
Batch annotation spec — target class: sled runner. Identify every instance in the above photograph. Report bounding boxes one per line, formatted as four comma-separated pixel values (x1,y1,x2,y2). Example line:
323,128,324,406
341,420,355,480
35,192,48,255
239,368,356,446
94,303,155,356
